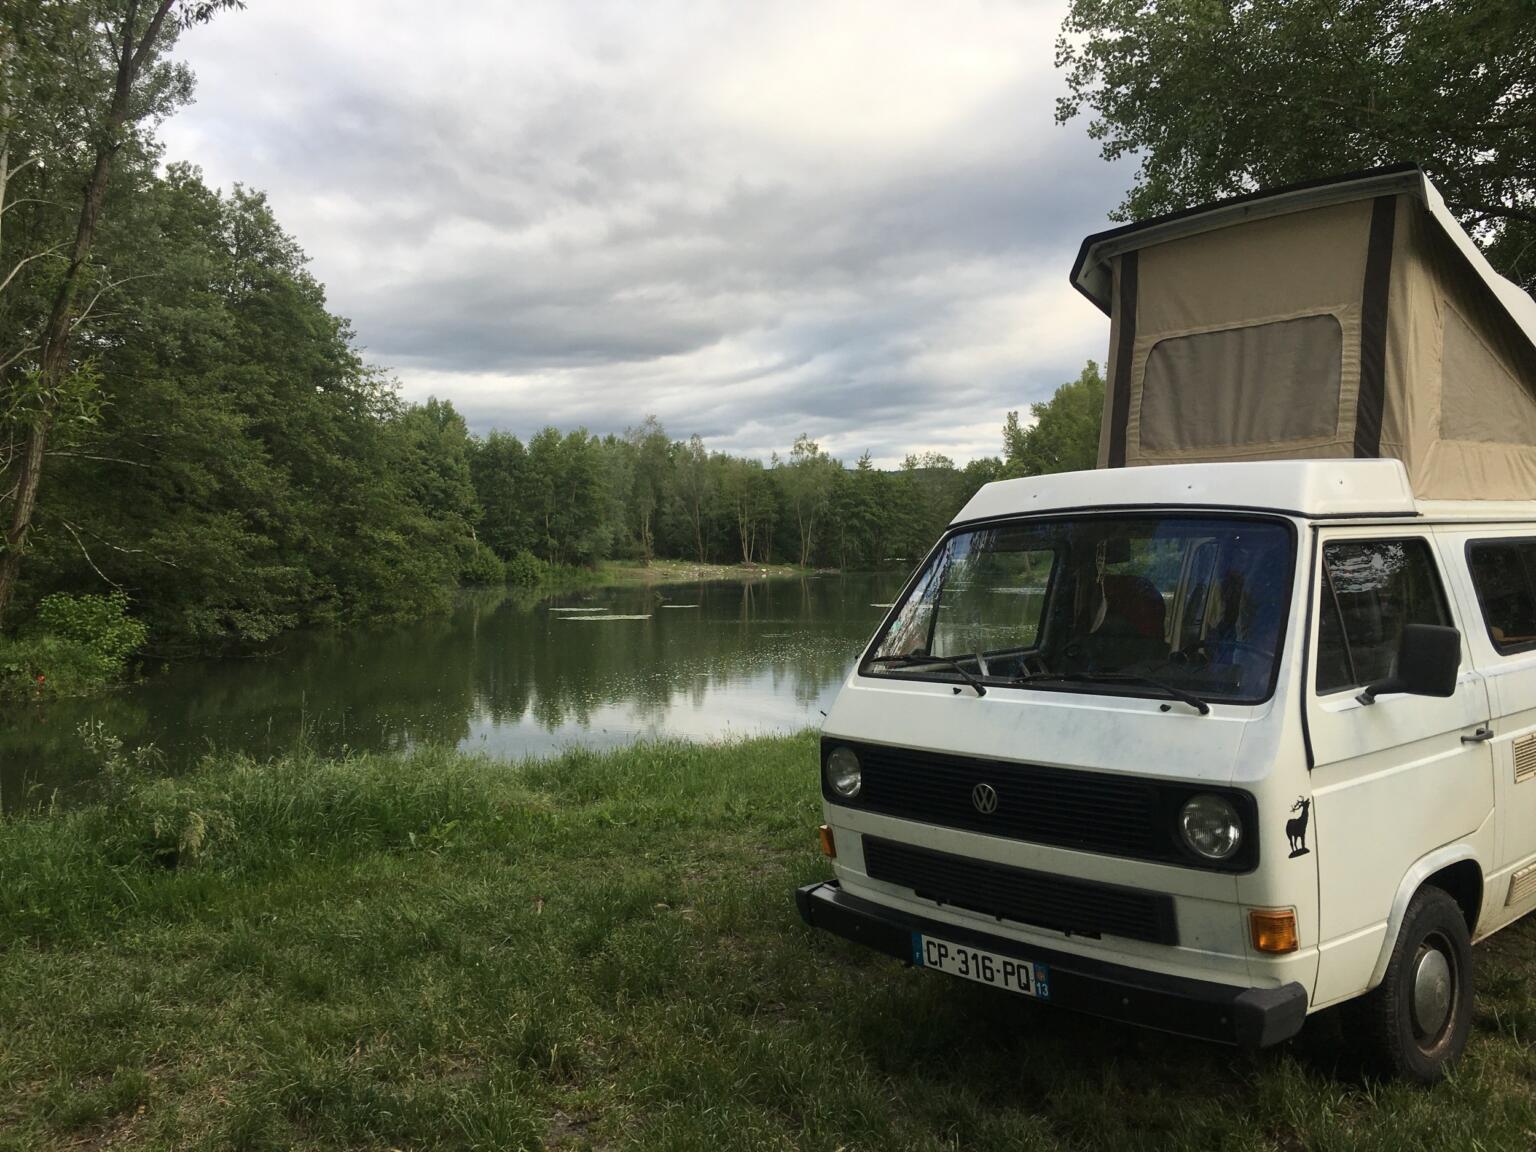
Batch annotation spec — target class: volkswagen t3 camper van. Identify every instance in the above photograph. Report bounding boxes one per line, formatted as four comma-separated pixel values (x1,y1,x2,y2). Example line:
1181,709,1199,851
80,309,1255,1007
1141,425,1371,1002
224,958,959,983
796,166,1536,1081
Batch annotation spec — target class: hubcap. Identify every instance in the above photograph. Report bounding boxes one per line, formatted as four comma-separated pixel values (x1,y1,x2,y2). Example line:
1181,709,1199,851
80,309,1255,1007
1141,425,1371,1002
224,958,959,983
1410,941,1454,1043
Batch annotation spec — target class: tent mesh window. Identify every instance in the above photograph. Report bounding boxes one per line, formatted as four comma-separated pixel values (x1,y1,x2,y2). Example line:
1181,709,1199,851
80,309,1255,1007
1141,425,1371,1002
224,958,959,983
1139,314,1343,453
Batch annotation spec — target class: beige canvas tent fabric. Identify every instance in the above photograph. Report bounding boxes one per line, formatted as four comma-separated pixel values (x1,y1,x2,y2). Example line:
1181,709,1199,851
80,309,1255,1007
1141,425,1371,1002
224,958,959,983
1074,169,1536,500
1401,204,1536,499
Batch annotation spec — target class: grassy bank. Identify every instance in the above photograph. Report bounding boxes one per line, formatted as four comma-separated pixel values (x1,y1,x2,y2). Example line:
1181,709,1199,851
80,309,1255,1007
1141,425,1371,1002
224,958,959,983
3,736,1536,1150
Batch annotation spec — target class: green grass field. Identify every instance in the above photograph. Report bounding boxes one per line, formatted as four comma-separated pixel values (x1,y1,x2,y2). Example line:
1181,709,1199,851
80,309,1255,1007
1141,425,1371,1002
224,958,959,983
4,734,1536,1150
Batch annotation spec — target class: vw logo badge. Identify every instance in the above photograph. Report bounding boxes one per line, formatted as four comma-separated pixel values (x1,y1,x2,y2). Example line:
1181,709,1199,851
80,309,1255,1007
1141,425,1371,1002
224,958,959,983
971,782,999,814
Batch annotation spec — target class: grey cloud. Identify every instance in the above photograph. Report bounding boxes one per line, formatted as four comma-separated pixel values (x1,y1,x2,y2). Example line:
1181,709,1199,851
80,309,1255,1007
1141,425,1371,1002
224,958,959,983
166,1,1126,465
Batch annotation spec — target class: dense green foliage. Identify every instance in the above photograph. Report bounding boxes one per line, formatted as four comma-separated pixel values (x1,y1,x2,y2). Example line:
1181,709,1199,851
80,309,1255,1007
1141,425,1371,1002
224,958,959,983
5,734,1536,1148
1003,361,1105,478
1057,0,1536,294
458,540,507,586
0,590,145,696
16,168,484,649
504,549,546,587
0,1,243,624
464,422,1015,574
0,2,484,661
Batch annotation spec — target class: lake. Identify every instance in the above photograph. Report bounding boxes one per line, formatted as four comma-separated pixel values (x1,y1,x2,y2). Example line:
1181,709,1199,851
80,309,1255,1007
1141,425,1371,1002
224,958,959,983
0,572,906,809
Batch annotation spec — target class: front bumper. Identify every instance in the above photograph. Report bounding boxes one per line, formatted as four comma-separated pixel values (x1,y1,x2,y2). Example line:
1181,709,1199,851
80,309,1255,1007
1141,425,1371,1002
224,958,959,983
796,880,1307,1049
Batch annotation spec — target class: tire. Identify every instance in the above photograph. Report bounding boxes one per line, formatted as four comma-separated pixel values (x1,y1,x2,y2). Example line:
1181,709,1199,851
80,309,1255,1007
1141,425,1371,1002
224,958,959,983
1348,886,1473,1083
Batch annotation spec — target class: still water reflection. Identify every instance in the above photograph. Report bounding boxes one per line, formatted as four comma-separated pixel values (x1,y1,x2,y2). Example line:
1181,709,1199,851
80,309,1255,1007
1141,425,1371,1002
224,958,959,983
0,573,905,808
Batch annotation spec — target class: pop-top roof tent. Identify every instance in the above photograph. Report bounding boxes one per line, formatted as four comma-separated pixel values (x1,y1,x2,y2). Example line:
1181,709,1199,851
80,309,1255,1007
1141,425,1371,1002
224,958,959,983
1071,163,1536,501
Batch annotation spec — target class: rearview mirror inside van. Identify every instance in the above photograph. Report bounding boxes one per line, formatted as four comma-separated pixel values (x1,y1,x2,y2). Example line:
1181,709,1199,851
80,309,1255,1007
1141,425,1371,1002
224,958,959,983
1356,623,1461,705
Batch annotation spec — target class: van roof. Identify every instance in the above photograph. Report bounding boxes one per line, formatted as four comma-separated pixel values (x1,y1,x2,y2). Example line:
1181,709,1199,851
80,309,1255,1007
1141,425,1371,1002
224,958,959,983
955,459,1436,522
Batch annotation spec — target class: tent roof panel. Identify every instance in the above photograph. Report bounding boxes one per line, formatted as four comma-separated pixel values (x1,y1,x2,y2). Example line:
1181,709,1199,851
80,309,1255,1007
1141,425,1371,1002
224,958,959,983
1070,164,1536,359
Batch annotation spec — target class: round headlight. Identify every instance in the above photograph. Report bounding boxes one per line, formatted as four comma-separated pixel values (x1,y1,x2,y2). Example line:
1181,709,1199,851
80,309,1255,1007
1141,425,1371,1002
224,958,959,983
826,746,862,798
1178,794,1242,861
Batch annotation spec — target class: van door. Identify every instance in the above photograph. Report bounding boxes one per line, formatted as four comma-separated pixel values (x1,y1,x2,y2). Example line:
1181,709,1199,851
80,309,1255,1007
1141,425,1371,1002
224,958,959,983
1306,530,1494,1007
1444,529,1536,929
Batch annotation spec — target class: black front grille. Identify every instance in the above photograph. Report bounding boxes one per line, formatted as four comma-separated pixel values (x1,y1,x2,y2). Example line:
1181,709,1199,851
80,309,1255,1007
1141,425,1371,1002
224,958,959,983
825,740,1258,872
862,836,1178,945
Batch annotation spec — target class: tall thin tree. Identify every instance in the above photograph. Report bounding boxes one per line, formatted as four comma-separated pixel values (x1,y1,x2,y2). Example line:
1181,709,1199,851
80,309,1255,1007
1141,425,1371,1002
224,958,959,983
0,0,241,623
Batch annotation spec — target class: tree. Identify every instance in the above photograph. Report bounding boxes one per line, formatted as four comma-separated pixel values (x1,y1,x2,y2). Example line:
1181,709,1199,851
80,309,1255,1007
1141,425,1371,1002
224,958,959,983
675,434,711,563
30,167,311,643
960,456,1003,501
397,398,478,528
858,454,900,567
1002,361,1105,478
897,451,968,558
394,396,480,579
623,415,669,564
469,431,534,559
1057,0,1536,294
720,455,773,564
525,427,609,568
23,167,476,644
778,434,838,567
833,453,884,569
0,0,243,624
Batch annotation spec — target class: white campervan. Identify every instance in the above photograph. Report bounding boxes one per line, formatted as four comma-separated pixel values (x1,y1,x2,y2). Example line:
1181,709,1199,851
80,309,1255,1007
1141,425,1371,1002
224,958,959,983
797,166,1536,1081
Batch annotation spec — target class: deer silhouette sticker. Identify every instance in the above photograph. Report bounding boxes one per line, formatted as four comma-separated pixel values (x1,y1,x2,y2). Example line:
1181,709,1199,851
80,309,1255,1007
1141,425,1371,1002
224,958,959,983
1286,797,1311,858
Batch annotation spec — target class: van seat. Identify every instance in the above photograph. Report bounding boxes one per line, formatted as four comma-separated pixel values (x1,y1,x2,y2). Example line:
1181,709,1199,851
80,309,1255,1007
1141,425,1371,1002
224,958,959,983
1101,574,1167,639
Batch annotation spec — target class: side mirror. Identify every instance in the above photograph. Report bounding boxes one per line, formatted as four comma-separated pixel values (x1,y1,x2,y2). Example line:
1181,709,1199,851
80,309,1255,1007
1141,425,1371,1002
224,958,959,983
1357,623,1461,705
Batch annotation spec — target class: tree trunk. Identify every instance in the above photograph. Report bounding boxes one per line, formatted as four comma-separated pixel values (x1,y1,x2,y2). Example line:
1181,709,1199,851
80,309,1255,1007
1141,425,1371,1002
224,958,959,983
0,38,13,278
0,418,47,610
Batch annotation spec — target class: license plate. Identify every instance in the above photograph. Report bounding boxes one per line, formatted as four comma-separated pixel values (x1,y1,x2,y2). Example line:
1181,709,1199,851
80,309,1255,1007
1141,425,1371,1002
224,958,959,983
911,933,1050,1000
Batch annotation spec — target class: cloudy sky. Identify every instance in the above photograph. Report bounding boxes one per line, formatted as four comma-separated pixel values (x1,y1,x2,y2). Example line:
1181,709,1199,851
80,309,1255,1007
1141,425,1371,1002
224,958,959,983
162,0,1128,466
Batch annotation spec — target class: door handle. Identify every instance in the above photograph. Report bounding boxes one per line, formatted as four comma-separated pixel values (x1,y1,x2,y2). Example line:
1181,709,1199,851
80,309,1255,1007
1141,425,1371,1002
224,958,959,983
1462,726,1494,744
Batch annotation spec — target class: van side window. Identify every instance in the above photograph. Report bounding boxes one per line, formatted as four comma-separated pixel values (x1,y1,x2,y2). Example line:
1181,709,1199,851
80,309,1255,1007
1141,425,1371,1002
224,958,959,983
1467,539,1536,653
1316,538,1450,694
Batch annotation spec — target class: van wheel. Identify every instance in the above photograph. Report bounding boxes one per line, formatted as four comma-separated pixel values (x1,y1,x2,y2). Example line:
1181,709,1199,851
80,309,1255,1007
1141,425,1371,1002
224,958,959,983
1350,886,1472,1083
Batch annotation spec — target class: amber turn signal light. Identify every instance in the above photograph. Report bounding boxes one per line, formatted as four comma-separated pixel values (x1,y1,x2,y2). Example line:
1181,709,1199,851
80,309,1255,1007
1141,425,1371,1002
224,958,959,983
1249,908,1298,954
818,824,836,859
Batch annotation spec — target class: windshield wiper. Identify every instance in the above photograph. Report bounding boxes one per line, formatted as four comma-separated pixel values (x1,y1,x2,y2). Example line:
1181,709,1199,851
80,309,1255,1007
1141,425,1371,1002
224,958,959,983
1011,671,1210,715
869,653,987,696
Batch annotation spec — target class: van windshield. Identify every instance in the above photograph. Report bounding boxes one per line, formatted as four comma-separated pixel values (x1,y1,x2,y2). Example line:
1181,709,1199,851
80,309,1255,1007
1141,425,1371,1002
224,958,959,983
863,515,1294,704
